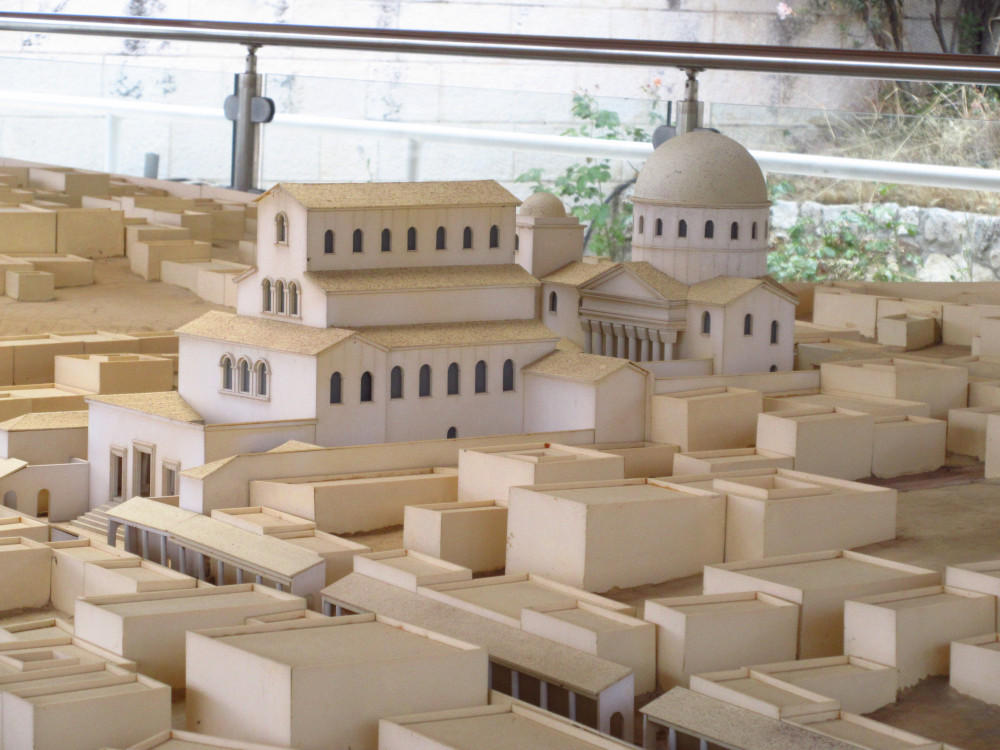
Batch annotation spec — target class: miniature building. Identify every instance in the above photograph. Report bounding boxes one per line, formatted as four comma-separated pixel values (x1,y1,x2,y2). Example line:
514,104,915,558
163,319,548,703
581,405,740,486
871,415,946,478
788,712,944,749
185,614,489,750
689,667,840,720
672,447,794,475
0,537,51,611
950,633,1000,707
755,407,875,480
403,500,508,573
505,478,726,591
748,656,897,714
46,538,138,612
121,730,292,749
650,386,762,451
703,550,940,658
945,560,1000,622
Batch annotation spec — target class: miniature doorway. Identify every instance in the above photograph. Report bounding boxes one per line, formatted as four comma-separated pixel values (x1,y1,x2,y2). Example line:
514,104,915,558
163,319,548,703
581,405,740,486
36,489,49,517
609,712,625,740
134,448,152,498
2,491,15,509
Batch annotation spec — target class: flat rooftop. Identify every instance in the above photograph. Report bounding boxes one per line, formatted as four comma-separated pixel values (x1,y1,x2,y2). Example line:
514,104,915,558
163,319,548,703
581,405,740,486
720,557,923,590
90,588,285,618
543,482,702,506
435,579,577,620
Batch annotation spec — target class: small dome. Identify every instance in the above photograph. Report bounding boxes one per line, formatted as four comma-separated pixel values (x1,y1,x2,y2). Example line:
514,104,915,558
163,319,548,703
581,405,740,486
520,191,567,218
633,130,768,207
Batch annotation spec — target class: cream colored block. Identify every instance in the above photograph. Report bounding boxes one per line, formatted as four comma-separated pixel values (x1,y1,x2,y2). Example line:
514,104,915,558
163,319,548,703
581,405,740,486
749,655,897,714
756,407,874,480
353,550,472,592
950,633,1000,706
72,584,306,688
211,506,315,535
54,354,174,394
979,317,1000,359
876,313,938,350
788,712,939,749
947,406,1000,460
813,289,896,338
82,558,197,598
149,209,212,242
945,560,1000,623
54,208,125,257
21,254,94,286
129,239,212,281
457,443,623,504
764,390,931,418
644,592,798,690
5,270,54,301
0,514,47,542
871,415,946,479
591,441,679,478
506,478,725,591
0,337,84,384
30,167,110,198
969,379,1000,407
820,358,967,419
713,469,896,561
403,501,507,573
650,387,762,452
124,223,191,253
0,206,56,254
689,667,840,720
672,448,795,475
703,550,940,658
0,257,33,295
46,539,137,614
982,413,1000,479
0,537,51,611
844,585,997,689
271,530,371,585
131,332,179,355
125,730,293,749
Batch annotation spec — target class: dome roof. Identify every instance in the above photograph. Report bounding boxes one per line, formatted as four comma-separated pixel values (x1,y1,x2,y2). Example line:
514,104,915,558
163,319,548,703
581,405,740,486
520,191,567,218
633,130,768,207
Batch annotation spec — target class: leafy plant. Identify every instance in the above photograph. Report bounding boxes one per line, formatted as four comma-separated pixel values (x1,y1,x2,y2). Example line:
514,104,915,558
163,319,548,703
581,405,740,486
768,201,919,282
516,90,664,261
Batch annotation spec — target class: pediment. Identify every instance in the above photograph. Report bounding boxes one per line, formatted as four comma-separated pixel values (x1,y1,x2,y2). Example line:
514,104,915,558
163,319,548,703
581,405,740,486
581,266,666,302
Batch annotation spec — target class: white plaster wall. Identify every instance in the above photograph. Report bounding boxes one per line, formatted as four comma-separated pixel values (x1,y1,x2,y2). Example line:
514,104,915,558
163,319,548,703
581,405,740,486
541,284,585,348
327,285,536,328
719,288,795,374
0,460,88,521
314,337,388,447
522,375,596,434
679,304,724,366
2,426,88,464
594,367,647,443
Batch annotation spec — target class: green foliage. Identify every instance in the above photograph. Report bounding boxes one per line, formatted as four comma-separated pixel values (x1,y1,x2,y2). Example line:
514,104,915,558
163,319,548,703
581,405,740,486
768,200,919,282
516,90,664,261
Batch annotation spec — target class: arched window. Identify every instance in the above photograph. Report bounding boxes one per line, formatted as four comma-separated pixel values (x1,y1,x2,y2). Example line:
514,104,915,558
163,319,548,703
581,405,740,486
489,225,499,248
705,220,714,239
447,363,460,395
701,311,711,335
502,359,514,392
275,213,287,243
770,320,779,344
731,221,739,240
549,291,558,313
447,426,457,439
638,216,644,234
238,359,251,393
390,366,403,399
436,226,446,250
288,282,299,316
419,364,431,397
407,227,417,251
678,219,687,238
770,365,778,372
360,371,373,403
655,218,663,236
221,356,234,391
353,229,363,253
262,279,272,312
324,229,334,254
463,226,473,249
744,314,753,336
475,361,487,393
275,280,285,314
381,228,391,252
255,361,269,397
330,372,342,404
752,221,758,240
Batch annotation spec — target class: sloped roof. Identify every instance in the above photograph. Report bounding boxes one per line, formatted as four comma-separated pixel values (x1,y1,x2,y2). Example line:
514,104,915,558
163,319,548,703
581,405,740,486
268,180,519,210
523,351,644,383
305,264,538,294
87,392,203,424
0,410,88,432
541,259,616,287
621,261,689,301
687,275,798,306
357,319,559,350
177,311,355,356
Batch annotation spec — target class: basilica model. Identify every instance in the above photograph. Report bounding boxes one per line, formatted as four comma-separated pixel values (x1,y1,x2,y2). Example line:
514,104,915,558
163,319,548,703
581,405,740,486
86,130,796,505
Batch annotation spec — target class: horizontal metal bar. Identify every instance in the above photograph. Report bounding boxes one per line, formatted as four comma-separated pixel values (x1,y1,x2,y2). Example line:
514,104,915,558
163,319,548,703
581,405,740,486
0,87,996,192
1,12,1000,84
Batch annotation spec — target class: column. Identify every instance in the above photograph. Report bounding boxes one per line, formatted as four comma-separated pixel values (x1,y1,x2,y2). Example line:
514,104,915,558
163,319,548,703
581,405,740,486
335,604,345,617
580,320,593,354
159,534,168,566
193,553,206,581
568,692,577,721
625,325,639,362
236,567,245,584
601,322,614,357
140,529,149,559
106,520,119,548
217,559,225,583
641,331,652,362
539,681,549,710
255,574,264,584
642,719,657,750
322,601,333,616
177,546,186,575
668,727,678,750
510,670,520,699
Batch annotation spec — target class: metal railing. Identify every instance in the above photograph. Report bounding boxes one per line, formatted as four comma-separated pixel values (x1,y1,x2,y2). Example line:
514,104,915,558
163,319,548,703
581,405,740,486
0,12,998,191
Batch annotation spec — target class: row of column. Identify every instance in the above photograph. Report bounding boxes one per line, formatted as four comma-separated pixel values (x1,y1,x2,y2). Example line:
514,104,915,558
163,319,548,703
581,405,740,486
497,663,579,722
643,721,705,750
580,319,671,362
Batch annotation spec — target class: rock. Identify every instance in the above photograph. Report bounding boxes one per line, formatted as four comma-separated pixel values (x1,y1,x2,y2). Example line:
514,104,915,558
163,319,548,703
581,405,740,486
919,252,962,282
921,207,966,257
770,200,799,230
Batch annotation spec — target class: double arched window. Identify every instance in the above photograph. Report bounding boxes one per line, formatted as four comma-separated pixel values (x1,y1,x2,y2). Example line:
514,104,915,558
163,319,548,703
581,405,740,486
288,282,299,316
275,280,286,314
255,361,269,397
238,359,251,393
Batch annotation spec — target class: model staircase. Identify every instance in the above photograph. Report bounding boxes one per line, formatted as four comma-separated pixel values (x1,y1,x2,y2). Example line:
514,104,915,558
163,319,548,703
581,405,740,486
67,502,124,543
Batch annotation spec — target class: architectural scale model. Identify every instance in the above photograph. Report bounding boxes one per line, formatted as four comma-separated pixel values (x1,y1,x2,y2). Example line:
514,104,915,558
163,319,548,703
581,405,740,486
0,130,998,750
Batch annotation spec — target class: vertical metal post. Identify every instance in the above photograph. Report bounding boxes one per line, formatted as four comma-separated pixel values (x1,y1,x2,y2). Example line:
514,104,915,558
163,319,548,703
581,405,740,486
406,138,420,182
677,68,703,134
233,45,262,191
105,114,118,174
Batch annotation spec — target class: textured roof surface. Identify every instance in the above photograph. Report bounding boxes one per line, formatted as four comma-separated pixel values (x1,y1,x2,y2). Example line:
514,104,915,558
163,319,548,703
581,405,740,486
273,180,519,209
633,131,769,207
523,351,639,383
178,311,354,356
687,275,797,306
181,455,237,480
0,410,88,431
324,573,631,695
519,191,567,218
88,392,203,424
541,259,616,287
623,261,689,300
358,319,559,349
306,264,538,293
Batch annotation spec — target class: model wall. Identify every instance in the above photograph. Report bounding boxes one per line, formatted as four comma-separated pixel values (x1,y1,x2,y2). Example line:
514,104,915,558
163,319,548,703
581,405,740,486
326,285,537,328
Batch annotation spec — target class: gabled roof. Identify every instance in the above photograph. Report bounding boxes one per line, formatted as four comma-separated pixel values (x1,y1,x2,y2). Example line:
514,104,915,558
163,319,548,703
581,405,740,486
580,260,688,302
687,275,798,306
305,264,538,294
262,180,520,210
357,319,559,350
523,351,646,384
177,311,355,356
541,259,617,287
87,392,204,425
0,410,88,432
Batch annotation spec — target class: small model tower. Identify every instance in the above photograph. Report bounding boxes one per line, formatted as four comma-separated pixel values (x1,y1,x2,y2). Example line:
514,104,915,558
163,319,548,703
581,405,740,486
630,130,771,285
514,191,584,279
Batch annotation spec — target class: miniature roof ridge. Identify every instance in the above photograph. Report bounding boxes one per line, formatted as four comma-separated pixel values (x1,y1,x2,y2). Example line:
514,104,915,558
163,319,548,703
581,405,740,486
687,274,798,306
267,180,521,210
0,410,88,431
177,310,355,356
522,350,644,383
87,391,204,425
356,319,560,350
621,261,689,301
541,258,617,287
305,264,539,294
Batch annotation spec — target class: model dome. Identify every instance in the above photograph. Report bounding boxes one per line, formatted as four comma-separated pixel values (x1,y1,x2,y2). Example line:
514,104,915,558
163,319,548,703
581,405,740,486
519,191,567,218
633,130,768,207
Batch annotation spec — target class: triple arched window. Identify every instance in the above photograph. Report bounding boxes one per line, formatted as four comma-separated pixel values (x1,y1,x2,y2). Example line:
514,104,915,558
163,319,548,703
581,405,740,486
261,278,300,317
221,355,270,399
